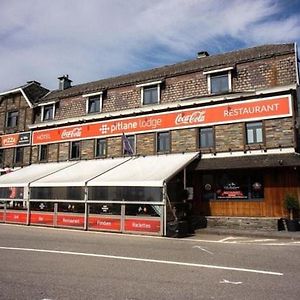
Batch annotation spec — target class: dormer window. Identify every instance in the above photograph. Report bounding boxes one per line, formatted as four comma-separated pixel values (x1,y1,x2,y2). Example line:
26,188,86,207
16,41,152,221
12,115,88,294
83,91,103,114
204,67,233,94
136,81,162,105
39,102,55,122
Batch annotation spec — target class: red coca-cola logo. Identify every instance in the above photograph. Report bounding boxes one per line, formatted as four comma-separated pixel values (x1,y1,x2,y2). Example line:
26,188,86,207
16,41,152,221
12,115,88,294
175,111,205,125
61,127,82,139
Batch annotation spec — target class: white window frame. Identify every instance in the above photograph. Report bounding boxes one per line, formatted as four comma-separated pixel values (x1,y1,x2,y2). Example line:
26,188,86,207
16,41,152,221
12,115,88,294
95,138,107,157
39,102,56,122
83,91,103,114
204,67,233,94
136,80,162,106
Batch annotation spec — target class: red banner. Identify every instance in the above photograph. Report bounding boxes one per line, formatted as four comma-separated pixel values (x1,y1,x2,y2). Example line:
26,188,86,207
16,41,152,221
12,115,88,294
56,214,84,228
30,212,54,226
5,211,27,223
0,211,4,222
32,96,291,145
124,218,161,233
88,216,121,231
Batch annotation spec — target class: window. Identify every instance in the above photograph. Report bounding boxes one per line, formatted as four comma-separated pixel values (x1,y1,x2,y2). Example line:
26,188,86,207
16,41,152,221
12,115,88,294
87,95,101,114
201,171,264,201
70,141,80,159
95,138,106,157
204,67,233,94
41,104,55,121
14,147,23,164
137,81,162,105
210,73,229,94
122,135,135,155
199,127,214,148
39,145,48,161
143,86,159,105
157,131,170,153
246,122,263,144
6,111,18,128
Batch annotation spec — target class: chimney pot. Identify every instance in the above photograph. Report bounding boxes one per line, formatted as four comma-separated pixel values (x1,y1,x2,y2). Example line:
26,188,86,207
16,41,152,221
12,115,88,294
197,51,209,58
58,74,72,90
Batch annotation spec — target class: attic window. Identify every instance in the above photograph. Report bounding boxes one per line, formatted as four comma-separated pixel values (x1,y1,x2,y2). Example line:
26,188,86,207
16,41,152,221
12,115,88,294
204,67,233,94
40,102,55,122
83,92,103,114
136,81,162,105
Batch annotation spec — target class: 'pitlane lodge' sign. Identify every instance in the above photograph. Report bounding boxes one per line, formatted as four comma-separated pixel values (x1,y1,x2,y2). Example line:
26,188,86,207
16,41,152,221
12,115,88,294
32,95,291,145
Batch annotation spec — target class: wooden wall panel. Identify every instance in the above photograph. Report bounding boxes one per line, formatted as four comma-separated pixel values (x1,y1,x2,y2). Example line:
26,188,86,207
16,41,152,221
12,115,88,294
193,168,300,217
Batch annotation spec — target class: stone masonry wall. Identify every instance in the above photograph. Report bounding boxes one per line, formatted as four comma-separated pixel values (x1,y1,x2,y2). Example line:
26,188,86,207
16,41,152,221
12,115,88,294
58,142,69,161
215,123,245,152
136,133,155,156
265,118,294,148
171,128,198,153
81,139,94,160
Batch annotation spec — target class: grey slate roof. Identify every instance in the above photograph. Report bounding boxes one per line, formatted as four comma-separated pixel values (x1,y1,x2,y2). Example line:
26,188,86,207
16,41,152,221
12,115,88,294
0,81,49,106
22,81,49,105
41,43,295,103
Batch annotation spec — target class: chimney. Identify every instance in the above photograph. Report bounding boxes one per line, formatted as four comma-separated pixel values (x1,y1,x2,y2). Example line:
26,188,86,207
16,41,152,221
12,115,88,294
58,75,72,90
197,51,209,58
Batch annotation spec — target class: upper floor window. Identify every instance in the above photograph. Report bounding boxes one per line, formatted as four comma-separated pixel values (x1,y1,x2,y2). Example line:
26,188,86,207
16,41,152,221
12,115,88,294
199,127,214,148
84,92,103,114
70,141,80,159
6,111,18,128
246,122,263,144
95,138,106,157
39,144,48,162
204,67,233,94
41,104,55,121
14,147,23,164
157,131,170,153
122,134,135,155
136,81,162,105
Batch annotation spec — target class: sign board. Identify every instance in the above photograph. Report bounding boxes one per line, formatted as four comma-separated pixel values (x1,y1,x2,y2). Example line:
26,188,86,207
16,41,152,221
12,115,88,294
0,131,31,149
32,95,292,145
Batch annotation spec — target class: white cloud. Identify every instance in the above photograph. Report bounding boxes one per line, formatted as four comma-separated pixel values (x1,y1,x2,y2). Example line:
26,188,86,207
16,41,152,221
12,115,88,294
0,0,299,91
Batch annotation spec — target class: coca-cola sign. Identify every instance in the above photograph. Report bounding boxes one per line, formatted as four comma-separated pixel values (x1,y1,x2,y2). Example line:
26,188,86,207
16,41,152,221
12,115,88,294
61,128,82,139
32,95,291,145
175,111,205,125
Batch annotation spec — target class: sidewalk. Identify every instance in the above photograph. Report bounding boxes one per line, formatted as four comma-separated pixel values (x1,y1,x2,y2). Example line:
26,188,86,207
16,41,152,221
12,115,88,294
194,227,300,240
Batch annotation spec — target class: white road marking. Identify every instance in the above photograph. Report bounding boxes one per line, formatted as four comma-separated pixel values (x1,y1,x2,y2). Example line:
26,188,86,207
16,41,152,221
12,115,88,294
220,279,243,285
192,245,214,255
0,246,283,276
218,237,244,242
239,239,276,243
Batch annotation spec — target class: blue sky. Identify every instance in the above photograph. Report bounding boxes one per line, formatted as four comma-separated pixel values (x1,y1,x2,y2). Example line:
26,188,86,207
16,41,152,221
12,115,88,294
0,0,300,92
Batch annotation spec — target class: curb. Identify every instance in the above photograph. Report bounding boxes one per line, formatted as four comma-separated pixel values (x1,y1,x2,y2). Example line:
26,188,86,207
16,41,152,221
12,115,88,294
195,228,300,240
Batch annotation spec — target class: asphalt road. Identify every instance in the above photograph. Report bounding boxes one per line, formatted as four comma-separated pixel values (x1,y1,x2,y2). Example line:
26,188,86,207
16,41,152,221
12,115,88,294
0,224,299,300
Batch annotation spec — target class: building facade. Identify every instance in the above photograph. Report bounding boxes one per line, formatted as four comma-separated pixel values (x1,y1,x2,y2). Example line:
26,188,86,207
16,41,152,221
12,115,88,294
0,43,299,234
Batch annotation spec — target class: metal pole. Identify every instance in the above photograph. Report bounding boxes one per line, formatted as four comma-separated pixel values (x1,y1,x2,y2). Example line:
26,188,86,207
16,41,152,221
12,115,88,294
84,186,88,231
183,167,186,189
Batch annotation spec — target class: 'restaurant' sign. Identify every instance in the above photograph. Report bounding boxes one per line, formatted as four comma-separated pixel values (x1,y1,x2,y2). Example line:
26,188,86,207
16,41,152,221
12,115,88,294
0,131,31,149
32,95,291,145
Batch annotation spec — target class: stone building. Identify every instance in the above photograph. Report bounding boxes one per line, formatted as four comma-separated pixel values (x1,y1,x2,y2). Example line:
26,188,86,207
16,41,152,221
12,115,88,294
0,43,299,234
